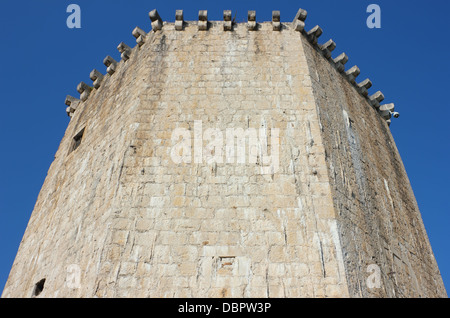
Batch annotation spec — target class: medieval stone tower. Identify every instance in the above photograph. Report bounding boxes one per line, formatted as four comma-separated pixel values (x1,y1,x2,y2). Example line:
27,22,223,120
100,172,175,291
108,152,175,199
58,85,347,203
2,8,446,298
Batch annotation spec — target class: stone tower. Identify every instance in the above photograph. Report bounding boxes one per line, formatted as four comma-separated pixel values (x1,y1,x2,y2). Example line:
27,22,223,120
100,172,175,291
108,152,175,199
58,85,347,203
2,8,446,298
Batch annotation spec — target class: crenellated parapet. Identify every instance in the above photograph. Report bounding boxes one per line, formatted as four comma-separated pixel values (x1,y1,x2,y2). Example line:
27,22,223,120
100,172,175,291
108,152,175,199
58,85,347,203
64,95,80,118
9,5,443,301
175,10,184,31
117,42,132,61
149,9,163,31
247,11,256,31
198,10,208,31
292,8,307,32
65,8,399,126
272,11,281,31
103,55,118,76
132,26,147,46
89,69,104,89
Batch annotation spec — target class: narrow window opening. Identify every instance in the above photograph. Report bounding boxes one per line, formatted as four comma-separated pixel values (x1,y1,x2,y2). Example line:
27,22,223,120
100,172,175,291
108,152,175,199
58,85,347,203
32,278,46,297
70,127,85,153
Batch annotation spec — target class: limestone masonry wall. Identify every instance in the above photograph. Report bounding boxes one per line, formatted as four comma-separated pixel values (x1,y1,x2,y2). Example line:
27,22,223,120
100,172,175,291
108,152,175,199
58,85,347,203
2,9,446,298
301,35,446,297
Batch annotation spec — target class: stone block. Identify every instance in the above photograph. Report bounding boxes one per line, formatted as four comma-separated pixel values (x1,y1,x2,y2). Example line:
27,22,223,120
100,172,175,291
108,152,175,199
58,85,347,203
103,55,118,75
132,26,147,46
149,9,162,31
307,25,323,45
247,10,256,31
223,10,232,31
198,10,208,31
89,69,104,89
292,8,307,32
117,42,132,61
272,11,281,31
175,10,184,31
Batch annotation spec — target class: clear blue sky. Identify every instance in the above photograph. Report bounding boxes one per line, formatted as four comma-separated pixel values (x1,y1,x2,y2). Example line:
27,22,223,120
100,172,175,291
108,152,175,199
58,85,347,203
0,0,449,296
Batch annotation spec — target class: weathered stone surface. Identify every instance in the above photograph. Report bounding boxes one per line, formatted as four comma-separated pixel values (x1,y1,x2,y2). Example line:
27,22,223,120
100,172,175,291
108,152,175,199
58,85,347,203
2,14,446,298
301,35,446,297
